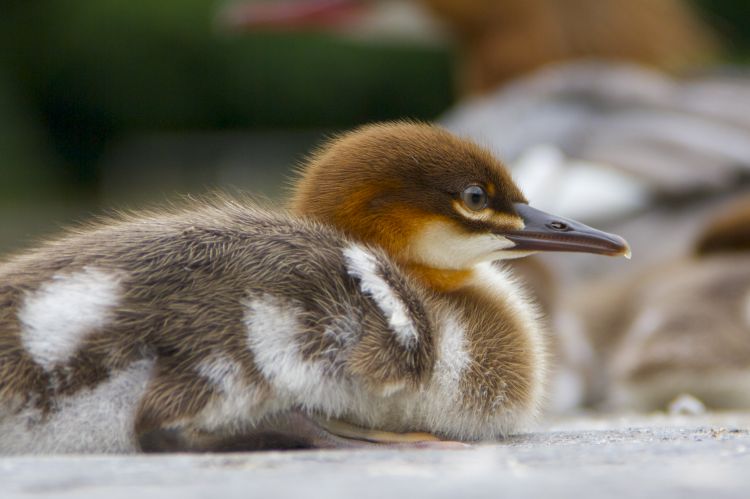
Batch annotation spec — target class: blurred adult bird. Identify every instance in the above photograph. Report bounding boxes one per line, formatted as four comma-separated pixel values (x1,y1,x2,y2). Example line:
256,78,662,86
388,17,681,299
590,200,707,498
571,197,750,411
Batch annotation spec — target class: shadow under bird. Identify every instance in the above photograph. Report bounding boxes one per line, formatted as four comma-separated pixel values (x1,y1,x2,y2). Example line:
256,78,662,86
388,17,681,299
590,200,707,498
0,122,629,454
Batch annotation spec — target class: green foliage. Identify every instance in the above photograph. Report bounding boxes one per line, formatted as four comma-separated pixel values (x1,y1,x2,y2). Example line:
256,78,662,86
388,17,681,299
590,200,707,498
0,1,453,189
692,0,750,56
0,0,747,197
0,70,60,203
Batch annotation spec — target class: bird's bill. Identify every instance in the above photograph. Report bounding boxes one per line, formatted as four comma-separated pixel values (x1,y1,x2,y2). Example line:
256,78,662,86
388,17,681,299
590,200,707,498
220,0,364,30
503,203,631,258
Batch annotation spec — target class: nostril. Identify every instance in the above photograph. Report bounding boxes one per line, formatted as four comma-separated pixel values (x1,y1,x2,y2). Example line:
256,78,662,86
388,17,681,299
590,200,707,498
546,221,569,231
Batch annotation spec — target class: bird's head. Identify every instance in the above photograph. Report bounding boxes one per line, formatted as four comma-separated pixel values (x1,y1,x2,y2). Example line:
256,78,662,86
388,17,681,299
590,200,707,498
291,122,629,290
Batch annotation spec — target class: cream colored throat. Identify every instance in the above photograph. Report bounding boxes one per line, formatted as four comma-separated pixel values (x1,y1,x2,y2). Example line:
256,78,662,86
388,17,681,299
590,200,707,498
407,220,521,270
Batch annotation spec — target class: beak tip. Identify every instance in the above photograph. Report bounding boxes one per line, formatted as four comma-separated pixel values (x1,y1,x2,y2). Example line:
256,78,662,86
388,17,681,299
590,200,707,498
619,238,632,260
612,236,632,259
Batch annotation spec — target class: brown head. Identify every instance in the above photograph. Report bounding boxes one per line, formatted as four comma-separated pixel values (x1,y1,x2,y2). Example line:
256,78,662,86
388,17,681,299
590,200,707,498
290,122,629,291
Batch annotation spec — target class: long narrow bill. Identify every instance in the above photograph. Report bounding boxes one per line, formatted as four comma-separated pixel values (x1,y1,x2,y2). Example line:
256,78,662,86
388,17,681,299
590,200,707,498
504,203,632,258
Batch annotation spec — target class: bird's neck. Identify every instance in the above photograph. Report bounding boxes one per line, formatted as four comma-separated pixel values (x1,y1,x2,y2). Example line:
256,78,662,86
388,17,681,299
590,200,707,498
404,260,543,342
402,263,475,294
417,260,546,419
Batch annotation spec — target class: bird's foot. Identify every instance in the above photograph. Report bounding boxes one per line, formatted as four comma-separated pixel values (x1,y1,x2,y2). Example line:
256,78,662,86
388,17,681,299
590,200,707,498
138,410,468,452
314,417,465,448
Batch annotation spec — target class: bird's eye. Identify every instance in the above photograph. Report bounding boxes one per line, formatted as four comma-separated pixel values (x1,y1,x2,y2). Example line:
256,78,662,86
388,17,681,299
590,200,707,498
461,185,488,211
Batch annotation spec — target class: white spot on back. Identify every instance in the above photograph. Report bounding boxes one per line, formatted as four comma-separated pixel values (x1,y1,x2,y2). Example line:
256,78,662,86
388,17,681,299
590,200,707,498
18,267,122,370
432,313,470,398
197,356,241,390
244,295,358,415
0,360,154,454
194,356,264,430
343,244,418,348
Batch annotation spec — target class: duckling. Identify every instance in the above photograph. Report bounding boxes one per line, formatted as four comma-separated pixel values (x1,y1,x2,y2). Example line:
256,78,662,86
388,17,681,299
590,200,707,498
0,122,628,454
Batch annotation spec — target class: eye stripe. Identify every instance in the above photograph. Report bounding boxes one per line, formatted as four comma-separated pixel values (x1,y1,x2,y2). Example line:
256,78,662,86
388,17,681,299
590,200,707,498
452,200,525,229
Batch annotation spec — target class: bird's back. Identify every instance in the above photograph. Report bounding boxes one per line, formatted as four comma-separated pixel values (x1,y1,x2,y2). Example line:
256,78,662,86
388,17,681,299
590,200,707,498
0,199,436,453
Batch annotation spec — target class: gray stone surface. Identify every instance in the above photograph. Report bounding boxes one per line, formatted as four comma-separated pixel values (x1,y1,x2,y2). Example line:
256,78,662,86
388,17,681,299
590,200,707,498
2,412,749,499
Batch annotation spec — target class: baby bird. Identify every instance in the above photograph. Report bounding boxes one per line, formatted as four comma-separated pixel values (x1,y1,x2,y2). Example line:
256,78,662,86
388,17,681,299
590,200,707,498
0,122,628,454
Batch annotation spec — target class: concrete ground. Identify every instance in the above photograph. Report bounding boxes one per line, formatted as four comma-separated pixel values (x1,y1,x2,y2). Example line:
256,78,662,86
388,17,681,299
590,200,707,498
2,412,749,499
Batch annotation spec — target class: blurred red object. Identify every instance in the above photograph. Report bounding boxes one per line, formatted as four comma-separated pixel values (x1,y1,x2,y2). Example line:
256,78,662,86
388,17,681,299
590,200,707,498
222,0,364,30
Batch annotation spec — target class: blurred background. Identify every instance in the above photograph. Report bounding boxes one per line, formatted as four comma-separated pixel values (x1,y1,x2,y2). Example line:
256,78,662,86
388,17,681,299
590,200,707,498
1,0,747,253
1,0,455,253
2,0,750,414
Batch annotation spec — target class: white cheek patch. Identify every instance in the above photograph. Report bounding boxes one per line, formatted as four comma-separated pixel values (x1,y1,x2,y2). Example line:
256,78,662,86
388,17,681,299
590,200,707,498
343,244,418,348
409,221,518,270
244,295,354,414
18,267,122,370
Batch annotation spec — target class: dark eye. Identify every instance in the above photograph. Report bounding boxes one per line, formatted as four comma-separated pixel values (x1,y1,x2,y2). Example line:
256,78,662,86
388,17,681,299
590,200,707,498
461,185,488,211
